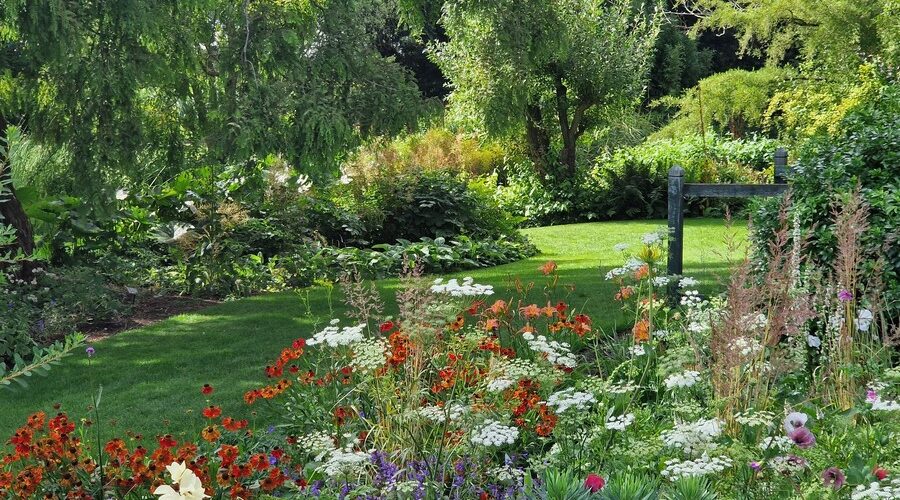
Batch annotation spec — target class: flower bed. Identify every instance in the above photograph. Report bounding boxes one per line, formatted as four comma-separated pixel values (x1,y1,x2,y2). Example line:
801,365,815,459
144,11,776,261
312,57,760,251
3,198,899,499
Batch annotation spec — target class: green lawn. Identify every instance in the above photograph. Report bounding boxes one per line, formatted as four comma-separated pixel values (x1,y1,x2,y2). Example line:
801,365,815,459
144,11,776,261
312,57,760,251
0,218,745,439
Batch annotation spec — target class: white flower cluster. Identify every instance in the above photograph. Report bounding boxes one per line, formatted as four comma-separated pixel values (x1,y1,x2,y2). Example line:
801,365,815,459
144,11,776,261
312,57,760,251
660,418,722,456
759,436,793,452
642,232,662,245
546,388,596,414
320,448,369,478
769,455,808,475
351,338,390,372
522,333,577,368
490,465,525,483
605,413,635,431
680,289,702,306
661,454,733,480
734,410,776,428
852,478,900,499
485,358,547,392
470,420,519,447
628,344,646,357
870,397,900,411
418,403,470,423
613,243,630,252
680,277,700,288
664,370,701,390
297,431,337,460
307,320,366,347
606,380,640,394
731,336,763,357
430,277,494,297
605,258,645,280
653,329,670,339
652,276,670,287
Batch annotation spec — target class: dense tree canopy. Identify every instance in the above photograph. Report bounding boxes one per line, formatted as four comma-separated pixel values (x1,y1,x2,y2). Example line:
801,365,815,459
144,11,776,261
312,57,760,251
433,0,662,181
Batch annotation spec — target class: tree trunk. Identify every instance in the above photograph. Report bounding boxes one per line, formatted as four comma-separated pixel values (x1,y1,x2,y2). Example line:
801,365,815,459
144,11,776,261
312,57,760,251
524,103,551,179
0,116,36,275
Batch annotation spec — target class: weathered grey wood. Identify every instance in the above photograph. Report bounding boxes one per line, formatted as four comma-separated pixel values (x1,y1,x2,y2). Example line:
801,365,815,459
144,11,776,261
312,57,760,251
683,183,789,198
774,147,789,183
667,166,685,303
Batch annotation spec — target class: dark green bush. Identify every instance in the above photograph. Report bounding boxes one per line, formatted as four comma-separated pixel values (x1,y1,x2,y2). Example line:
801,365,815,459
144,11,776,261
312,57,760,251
753,81,900,307
499,134,777,226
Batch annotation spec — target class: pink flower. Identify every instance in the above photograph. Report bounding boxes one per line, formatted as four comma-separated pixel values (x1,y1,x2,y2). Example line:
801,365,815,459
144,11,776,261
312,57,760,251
584,474,605,492
822,467,846,490
789,427,816,449
838,289,853,302
867,389,879,403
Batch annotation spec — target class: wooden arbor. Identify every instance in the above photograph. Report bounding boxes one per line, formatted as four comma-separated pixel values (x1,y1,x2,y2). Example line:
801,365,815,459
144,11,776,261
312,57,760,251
666,148,790,301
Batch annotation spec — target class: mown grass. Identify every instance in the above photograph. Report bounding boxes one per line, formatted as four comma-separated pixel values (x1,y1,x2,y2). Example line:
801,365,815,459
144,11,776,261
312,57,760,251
0,218,745,439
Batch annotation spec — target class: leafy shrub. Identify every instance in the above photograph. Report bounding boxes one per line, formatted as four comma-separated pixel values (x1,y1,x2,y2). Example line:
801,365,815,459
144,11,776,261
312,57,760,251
753,79,900,308
499,134,776,226
343,127,507,183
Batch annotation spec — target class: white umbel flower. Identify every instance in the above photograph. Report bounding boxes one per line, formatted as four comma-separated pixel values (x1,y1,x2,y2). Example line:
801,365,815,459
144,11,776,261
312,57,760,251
471,420,519,447
431,277,494,296
664,370,701,390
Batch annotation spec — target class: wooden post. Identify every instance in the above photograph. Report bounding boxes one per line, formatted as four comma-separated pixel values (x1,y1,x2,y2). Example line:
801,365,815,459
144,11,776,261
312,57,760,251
774,147,788,184
667,166,684,303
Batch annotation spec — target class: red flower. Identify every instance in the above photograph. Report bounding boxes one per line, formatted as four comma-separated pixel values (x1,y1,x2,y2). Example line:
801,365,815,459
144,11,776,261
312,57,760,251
202,406,222,419
157,435,177,448
380,321,395,333
201,384,214,395
584,473,605,492
874,466,889,481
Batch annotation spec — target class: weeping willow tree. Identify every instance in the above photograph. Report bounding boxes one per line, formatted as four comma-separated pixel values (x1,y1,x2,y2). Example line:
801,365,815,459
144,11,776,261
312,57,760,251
0,0,426,256
429,0,662,183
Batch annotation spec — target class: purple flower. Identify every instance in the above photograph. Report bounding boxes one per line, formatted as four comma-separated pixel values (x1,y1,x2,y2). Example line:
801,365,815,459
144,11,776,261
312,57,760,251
749,461,762,471
867,389,878,403
838,289,853,302
86,346,95,357
789,427,816,449
822,467,846,490
269,455,278,465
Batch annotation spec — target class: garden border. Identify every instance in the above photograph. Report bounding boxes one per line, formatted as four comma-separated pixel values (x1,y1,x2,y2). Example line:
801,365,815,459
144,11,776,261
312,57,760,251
666,148,790,302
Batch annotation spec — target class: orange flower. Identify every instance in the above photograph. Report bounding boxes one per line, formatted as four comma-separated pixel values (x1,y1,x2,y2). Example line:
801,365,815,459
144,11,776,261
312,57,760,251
202,405,222,419
484,318,500,331
489,300,508,315
202,425,221,442
634,265,650,280
449,316,465,332
615,286,634,301
540,261,557,275
520,304,541,319
218,444,240,467
632,319,650,343
222,417,249,432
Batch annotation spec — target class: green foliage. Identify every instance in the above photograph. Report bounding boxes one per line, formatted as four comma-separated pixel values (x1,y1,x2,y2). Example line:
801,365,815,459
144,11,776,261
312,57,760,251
538,470,599,500
754,79,900,307
1,0,427,198
665,476,717,500
683,0,894,73
648,18,713,100
499,134,776,226
597,473,659,500
0,334,84,392
434,0,661,177
654,67,790,139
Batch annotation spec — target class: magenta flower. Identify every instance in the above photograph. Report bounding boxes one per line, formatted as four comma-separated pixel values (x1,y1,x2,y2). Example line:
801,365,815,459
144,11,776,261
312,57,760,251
86,346,96,357
822,467,846,490
867,389,878,403
838,289,853,302
749,461,762,471
789,427,816,449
